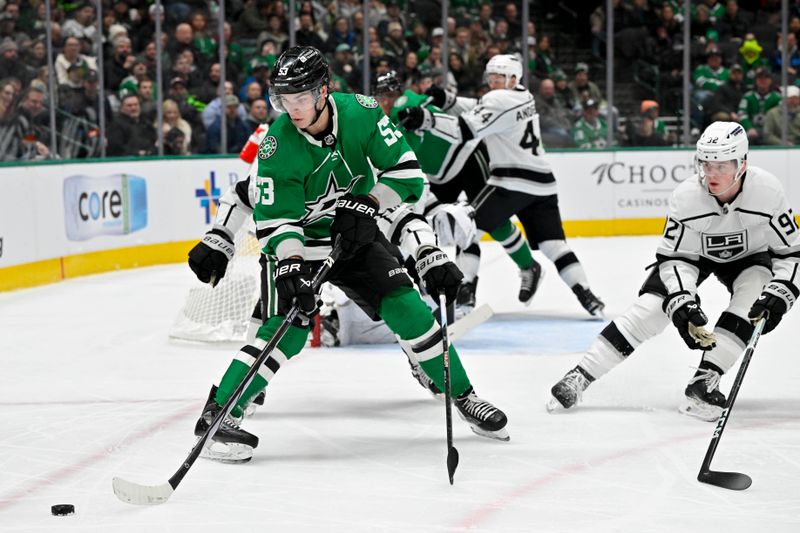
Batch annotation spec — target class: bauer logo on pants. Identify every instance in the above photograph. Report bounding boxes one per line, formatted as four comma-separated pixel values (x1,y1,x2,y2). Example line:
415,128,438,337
63,174,148,241
702,231,747,261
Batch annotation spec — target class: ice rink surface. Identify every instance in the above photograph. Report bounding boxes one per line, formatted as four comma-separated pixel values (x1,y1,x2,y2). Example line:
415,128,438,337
1,236,799,532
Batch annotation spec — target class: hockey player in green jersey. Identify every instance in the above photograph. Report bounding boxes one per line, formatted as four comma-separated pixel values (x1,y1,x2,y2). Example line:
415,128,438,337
189,47,509,462
374,71,543,314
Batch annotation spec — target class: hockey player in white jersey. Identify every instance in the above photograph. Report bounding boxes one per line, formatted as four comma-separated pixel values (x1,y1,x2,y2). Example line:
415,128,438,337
548,121,800,420
400,54,605,316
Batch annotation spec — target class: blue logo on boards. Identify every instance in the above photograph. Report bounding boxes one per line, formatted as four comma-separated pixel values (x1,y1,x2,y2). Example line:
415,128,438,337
195,171,222,224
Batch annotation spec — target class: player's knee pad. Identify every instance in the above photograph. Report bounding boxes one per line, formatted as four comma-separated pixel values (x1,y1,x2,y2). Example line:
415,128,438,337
614,293,670,346
726,266,772,317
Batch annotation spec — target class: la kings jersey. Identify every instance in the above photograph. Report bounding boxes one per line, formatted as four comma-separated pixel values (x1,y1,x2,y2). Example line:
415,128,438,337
656,165,800,297
251,92,424,261
429,85,556,196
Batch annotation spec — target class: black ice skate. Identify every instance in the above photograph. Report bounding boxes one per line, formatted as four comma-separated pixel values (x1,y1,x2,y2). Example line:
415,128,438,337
679,367,727,422
455,278,477,318
572,284,606,317
547,366,595,412
407,358,442,398
518,262,543,304
453,387,509,441
195,385,259,463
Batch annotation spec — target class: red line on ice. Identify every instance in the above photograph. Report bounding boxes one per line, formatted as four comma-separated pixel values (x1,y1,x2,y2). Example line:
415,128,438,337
0,403,196,511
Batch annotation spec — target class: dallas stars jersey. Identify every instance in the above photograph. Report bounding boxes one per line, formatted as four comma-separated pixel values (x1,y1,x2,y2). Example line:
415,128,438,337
692,64,729,91
252,92,424,260
389,90,465,183
656,166,800,297
737,89,781,130
429,85,556,196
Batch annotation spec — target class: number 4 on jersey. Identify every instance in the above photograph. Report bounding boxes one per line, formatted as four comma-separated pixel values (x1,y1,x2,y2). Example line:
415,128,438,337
519,121,539,155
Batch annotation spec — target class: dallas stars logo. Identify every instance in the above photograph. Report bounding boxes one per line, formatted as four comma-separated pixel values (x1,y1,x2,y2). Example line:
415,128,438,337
258,136,277,159
356,94,378,109
301,173,359,224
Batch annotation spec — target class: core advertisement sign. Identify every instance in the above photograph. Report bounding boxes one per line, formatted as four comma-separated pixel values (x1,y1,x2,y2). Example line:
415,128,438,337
63,174,148,241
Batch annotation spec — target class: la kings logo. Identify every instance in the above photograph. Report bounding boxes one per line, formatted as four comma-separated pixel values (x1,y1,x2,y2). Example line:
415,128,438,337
258,136,277,159
703,231,747,261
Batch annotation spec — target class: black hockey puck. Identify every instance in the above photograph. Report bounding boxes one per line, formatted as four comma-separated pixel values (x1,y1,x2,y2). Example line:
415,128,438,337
51,504,75,516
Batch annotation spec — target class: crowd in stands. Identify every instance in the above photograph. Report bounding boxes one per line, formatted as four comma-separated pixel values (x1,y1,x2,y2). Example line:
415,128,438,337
0,0,799,161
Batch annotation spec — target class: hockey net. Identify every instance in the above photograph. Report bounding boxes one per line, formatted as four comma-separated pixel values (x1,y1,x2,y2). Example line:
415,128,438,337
169,220,262,342
169,221,322,345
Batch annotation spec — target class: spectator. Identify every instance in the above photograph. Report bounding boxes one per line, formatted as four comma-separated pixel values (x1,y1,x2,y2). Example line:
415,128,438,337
61,2,98,46
739,36,770,87
771,32,800,79
16,86,50,160
0,77,18,160
242,81,263,112
325,16,355,53
693,48,729,104
58,61,88,112
552,69,577,114
55,36,97,85
105,36,135,92
245,98,268,131
189,11,215,66
626,100,671,146
168,23,199,66
533,35,555,79
0,38,23,83
296,13,325,51
568,62,603,108
537,78,574,147
202,80,246,129
160,99,193,154
451,27,470,65
763,85,800,145
572,99,608,148
167,77,204,130
332,44,362,91
239,58,271,102
382,21,409,64
691,5,714,40
738,66,781,144
164,127,188,155
138,78,156,123
196,62,222,104
205,94,250,154
235,0,271,39
477,3,495,35
717,0,748,43
107,94,157,156
705,63,746,123
378,0,406,37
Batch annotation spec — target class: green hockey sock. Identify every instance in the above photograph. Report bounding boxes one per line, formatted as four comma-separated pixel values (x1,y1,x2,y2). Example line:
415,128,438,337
216,316,309,418
490,220,533,270
378,286,471,396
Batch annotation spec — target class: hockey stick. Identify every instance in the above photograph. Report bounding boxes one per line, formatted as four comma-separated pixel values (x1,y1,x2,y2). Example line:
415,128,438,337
439,292,460,485
113,242,343,505
697,317,766,491
449,303,493,341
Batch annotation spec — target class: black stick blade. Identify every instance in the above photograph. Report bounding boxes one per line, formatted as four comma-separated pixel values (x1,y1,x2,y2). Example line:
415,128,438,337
447,446,459,485
698,470,752,491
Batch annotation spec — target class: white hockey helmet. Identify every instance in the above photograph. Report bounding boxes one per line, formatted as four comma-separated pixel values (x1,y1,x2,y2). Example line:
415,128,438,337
695,121,748,193
484,54,523,89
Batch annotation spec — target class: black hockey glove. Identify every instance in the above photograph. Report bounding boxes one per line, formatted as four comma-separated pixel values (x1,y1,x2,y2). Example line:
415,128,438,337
415,246,464,305
663,291,716,350
397,106,433,131
329,193,379,256
424,86,447,108
274,258,317,316
748,280,797,333
188,229,234,287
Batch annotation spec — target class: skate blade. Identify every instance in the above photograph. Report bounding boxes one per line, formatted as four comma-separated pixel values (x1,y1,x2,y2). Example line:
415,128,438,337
678,398,722,422
469,425,510,442
546,396,565,413
198,439,254,463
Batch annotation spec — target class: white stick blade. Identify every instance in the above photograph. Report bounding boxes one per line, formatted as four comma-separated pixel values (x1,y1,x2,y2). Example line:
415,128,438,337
112,477,174,505
450,304,493,341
